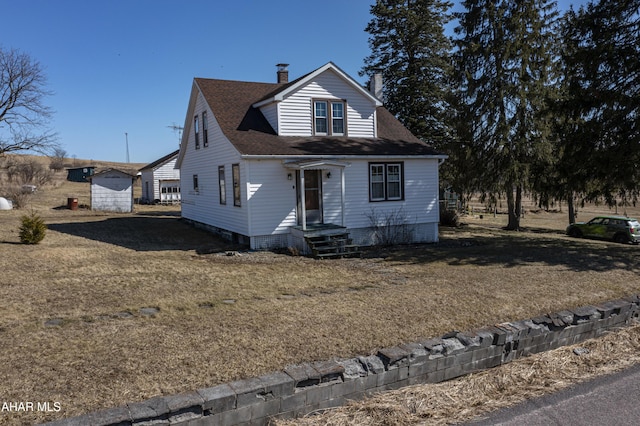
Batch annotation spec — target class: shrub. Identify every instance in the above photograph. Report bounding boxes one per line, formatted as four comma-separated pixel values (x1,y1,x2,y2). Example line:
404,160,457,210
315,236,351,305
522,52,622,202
440,209,461,227
19,211,47,244
4,185,32,209
365,207,414,246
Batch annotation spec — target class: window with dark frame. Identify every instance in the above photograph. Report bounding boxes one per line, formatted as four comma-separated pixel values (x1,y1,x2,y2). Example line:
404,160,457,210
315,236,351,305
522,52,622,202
369,162,404,202
218,166,226,205
202,111,208,147
193,174,199,192
232,164,241,207
194,115,200,149
313,100,346,136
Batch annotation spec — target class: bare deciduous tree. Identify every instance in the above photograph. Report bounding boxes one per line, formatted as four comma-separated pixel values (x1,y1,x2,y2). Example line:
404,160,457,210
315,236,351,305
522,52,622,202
6,157,52,186
0,46,59,156
49,147,67,171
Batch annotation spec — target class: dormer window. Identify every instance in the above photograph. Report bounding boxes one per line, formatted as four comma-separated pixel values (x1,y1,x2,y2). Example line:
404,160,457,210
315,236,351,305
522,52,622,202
332,102,344,134
313,100,346,136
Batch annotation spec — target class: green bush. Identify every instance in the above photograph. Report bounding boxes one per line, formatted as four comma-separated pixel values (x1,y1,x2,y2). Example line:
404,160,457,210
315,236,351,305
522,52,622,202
19,211,47,244
440,208,461,227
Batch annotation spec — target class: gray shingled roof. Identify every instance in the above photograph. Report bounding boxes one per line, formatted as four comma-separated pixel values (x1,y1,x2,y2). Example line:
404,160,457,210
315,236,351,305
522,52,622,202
194,76,443,157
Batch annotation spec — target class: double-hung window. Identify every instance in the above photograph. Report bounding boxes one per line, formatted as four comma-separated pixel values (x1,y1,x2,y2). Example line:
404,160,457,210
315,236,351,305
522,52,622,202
193,174,199,192
202,111,209,147
369,162,403,201
194,116,200,149
232,164,241,207
331,102,344,134
218,166,226,205
313,100,346,136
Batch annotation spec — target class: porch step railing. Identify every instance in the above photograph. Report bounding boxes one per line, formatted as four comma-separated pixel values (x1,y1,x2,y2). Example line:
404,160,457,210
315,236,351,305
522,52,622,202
304,232,361,259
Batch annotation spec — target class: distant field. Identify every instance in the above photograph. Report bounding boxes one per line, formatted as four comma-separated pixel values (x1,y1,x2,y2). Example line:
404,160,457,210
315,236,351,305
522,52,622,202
1,158,640,424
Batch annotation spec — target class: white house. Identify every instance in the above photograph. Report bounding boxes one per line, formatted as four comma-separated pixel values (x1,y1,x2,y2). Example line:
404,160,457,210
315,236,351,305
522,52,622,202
90,168,135,213
139,150,180,204
176,62,447,254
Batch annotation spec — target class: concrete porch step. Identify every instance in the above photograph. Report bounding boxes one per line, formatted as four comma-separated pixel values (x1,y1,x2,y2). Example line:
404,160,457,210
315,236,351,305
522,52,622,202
304,232,361,259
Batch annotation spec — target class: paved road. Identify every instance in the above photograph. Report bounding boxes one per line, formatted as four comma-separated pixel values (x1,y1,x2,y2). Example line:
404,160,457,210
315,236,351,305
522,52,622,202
466,362,640,425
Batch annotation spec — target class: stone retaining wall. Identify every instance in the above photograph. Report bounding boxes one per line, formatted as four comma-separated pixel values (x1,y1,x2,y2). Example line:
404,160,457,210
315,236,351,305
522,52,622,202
43,295,640,426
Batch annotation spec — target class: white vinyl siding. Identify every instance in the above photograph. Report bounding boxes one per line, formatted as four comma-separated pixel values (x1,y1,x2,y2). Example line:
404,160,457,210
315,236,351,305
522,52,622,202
260,103,278,133
343,159,440,229
90,171,134,213
246,158,439,241
274,69,376,137
245,160,297,238
180,88,248,236
140,156,180,202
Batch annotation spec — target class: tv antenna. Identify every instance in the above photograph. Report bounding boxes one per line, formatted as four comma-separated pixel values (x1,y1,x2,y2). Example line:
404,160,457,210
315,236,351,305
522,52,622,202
167,123,184,145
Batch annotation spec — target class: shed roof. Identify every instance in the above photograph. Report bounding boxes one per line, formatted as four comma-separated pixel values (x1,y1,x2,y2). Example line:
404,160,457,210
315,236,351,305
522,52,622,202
90,168,136,179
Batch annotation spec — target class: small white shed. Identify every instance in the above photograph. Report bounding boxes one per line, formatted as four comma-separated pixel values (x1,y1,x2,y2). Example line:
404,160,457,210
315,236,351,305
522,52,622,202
90,169,135,212
139,149,180,204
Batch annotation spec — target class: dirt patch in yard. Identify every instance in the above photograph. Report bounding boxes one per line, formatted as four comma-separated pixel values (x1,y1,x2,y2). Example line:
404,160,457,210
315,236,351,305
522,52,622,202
1,179,640,424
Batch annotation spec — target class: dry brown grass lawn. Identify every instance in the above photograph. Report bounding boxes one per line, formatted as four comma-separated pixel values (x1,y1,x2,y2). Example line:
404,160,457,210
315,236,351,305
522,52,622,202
1,165,640,424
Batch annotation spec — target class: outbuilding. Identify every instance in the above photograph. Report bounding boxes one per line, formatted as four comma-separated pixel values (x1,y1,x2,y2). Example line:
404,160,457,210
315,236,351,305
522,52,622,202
66,166,95,182
139,150,180,204
89,168,135,212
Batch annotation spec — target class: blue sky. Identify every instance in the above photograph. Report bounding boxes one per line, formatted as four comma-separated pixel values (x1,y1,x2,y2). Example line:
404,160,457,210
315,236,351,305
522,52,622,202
3,0,585,164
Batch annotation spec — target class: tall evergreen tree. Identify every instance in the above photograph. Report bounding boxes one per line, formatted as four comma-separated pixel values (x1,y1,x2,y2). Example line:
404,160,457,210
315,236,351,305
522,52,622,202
361,0,454,148
453,0,559,230
558,0,640,212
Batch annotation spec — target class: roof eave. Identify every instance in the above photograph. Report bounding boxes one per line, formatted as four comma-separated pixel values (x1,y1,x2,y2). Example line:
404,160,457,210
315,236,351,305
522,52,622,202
241,154,448,160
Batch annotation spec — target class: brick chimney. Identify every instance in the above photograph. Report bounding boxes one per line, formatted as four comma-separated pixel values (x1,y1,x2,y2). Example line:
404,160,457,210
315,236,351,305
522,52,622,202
276,63,289,83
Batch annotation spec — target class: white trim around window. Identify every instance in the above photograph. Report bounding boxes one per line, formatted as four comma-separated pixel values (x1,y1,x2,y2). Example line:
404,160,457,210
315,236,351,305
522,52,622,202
218,165,226,205
194,115,200,149
232,163,241,207
313,99,346,136
202,111,209,147
369,162,404,202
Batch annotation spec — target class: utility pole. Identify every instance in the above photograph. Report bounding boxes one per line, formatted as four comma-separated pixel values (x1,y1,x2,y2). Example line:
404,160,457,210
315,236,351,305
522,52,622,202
125,132,130,163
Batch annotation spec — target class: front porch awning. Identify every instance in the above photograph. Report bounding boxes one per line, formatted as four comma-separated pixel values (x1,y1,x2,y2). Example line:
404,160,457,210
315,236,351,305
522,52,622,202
282,159,351,170
282,159,350,230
